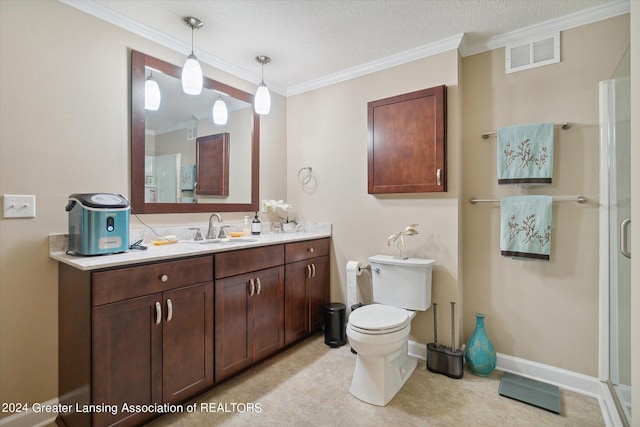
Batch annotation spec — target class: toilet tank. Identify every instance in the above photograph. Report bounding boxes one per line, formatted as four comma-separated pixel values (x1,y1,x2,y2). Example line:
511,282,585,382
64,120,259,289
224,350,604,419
368,255,435,311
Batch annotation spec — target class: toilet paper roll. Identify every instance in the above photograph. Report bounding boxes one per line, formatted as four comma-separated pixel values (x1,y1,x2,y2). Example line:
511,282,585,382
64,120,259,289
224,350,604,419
346,261,362,310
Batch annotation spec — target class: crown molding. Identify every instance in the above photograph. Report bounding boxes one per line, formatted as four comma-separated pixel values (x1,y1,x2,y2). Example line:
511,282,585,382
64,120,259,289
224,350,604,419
58,0,287,96
459,0,630,57
286,33,464,96
60,0,628,96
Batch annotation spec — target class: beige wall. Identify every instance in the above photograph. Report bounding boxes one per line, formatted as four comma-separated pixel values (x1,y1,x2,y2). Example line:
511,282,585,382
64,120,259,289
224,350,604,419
461,15,629,377
0,0,287,411
286,50,464,347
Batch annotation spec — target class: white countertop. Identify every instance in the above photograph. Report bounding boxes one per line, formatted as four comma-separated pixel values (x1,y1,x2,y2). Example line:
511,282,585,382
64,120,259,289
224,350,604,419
50,228,331,271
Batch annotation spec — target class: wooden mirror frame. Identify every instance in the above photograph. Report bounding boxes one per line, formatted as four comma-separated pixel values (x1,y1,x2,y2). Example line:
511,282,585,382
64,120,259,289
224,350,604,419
130,50,260,214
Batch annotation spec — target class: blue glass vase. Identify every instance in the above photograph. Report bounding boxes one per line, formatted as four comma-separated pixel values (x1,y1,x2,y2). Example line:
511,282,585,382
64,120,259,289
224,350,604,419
464,313,497,376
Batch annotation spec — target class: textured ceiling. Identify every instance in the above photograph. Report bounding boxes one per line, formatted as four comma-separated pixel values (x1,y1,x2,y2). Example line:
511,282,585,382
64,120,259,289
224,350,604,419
88,0,622,93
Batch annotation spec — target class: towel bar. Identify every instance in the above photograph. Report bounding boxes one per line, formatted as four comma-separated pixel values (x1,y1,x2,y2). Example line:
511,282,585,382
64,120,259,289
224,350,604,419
470,196,587,204
481,122,570,139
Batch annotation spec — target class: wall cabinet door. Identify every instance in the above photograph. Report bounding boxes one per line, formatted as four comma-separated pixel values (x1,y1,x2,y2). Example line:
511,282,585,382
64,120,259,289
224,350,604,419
162,282,214,403
214,266,284,382
93,294,162,427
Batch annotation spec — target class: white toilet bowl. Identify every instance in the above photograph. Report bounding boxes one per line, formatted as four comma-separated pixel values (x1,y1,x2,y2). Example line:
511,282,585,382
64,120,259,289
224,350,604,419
347,303,418,406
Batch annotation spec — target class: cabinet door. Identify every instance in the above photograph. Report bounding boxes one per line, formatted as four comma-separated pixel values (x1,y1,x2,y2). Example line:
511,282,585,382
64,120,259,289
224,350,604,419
309,256,329,333
252,266,285,361
163,282,214,403
93,294,162,427
284,260,310,345
215,272,253,382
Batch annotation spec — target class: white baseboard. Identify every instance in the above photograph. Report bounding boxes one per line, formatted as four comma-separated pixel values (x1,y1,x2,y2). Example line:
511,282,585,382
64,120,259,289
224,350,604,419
408,340,622,427
0,397,58,427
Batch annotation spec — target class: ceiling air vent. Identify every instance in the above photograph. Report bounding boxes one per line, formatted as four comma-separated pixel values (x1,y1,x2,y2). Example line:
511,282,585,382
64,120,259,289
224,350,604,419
505,32,560,74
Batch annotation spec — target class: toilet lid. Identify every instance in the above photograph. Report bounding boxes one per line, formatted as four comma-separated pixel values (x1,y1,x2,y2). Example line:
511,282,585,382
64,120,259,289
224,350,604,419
349,304,410,332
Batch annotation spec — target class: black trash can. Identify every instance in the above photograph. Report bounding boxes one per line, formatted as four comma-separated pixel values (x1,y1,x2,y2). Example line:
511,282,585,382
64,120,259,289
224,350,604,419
324,303,346,348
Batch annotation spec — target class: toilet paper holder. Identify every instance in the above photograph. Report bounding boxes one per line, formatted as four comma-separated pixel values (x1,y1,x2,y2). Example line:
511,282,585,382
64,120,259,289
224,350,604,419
357,264,371,273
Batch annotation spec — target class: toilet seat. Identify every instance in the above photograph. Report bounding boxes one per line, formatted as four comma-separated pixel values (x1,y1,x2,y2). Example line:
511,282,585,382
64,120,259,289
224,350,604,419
348,304,411,335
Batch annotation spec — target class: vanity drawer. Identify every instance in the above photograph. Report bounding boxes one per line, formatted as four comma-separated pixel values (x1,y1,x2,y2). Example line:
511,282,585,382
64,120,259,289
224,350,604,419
215,245,284,279
92,256,213,306
285,238,330,264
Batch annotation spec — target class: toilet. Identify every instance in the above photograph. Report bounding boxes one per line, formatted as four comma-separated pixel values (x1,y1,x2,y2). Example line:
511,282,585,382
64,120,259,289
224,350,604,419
347,255,434,406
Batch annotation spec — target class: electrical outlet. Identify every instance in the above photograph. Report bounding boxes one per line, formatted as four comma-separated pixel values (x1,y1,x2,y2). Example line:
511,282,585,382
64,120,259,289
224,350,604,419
3,195,36,218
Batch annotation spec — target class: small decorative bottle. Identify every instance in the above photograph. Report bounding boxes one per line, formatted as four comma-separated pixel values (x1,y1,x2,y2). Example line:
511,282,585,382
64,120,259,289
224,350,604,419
464,313,496,376
251,212,261,235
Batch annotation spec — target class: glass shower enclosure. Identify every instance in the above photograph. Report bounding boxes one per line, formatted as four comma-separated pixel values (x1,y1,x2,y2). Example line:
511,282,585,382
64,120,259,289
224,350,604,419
599,46,631,426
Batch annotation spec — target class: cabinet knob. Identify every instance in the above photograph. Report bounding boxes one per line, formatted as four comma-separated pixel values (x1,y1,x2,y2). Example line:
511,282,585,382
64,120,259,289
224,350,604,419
160,274,169,282
308,247,314,253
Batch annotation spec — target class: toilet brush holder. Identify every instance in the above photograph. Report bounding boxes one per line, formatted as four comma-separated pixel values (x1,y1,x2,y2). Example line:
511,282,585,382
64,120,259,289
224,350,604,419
426,344,464,379
426,302,464,379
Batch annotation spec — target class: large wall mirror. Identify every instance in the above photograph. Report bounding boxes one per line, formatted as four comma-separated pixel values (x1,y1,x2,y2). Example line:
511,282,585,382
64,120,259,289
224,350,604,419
131,50,259,213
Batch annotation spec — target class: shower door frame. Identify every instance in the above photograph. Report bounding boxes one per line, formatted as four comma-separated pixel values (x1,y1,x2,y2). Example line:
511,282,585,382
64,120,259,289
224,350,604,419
598,77,631,427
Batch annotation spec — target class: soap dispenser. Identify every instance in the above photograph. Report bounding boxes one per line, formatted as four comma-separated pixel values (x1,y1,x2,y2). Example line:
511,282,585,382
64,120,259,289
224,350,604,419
252,212,261,235
243,216,251,236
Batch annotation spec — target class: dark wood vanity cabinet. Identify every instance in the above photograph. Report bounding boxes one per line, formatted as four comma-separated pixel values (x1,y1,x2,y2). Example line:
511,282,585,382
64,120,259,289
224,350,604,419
214,246,285,382
58,256,214,427
57,237,329,426
284,238,330,345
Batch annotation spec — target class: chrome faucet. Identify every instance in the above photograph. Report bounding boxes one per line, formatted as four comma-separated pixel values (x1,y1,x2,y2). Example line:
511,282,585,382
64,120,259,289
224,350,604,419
206,213,222,239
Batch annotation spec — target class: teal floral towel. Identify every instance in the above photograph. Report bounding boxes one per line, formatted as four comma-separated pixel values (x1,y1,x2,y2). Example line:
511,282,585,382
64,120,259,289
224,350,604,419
500,196,552,260
497,122,554,185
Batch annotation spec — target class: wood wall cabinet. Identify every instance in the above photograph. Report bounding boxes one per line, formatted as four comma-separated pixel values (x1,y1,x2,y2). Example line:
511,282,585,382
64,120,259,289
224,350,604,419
196,132,230,196
58,256,213,427
284,238,330,345
214,245,285,382
367,85,447,194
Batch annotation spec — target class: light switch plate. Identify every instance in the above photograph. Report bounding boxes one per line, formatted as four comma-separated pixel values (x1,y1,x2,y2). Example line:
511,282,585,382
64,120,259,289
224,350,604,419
3,195,36,218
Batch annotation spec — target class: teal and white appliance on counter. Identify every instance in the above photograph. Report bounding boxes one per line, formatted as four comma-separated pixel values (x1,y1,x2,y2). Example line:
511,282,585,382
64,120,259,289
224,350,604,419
65,193,130,255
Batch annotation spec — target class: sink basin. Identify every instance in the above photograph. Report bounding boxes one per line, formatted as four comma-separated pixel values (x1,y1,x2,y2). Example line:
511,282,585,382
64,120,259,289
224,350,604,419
224,237,258,243
184,237,258,244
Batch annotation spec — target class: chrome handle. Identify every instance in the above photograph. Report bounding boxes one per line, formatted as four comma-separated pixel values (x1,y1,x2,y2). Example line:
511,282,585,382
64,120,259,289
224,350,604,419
621,217,631,259
256,277,262,295
155,302,162,325
248,279,255,296
311,263,316,278
436,168,442,186
160,274,169,282
306,265,311,278
166,299,173,322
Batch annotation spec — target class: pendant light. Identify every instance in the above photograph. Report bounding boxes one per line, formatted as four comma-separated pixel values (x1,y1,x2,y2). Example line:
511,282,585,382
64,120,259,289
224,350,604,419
182,17,204,95
144,72,161,111
212,96,228,125
254,55,271,115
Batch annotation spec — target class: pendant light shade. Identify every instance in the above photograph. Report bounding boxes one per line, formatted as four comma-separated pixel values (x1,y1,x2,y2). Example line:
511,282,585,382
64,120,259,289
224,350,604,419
254,55,271,115
182,53,203,95
144,73,161,111
182,17,204,95
212,96,228,125
254,83,271,115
